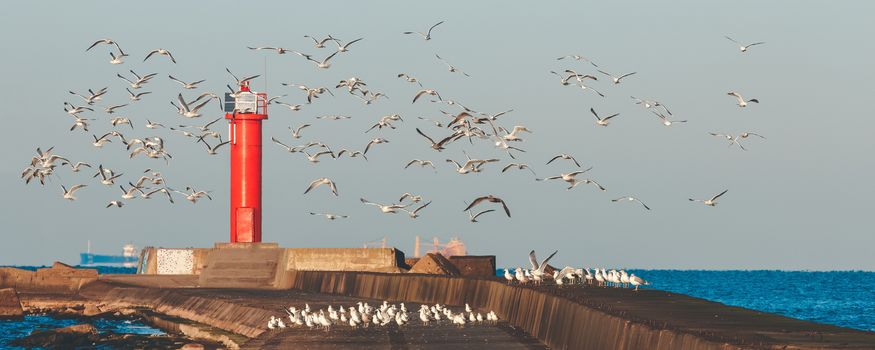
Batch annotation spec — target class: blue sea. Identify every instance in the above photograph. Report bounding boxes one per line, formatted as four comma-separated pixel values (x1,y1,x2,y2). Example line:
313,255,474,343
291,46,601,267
1,266,155,349
498,269,875,332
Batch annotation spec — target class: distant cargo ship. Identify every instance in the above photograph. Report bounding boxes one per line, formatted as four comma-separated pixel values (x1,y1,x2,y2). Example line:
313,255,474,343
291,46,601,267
79,241,139,267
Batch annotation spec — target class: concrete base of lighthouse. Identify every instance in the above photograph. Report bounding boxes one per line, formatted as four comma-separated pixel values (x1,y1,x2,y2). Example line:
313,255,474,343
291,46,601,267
136,244,414,289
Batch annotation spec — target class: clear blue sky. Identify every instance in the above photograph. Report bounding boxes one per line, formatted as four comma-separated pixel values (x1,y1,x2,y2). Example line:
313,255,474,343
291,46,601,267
2,1,874,270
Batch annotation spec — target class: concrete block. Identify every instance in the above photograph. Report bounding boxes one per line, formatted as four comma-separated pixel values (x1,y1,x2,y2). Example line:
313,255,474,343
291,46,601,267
0,288,23,318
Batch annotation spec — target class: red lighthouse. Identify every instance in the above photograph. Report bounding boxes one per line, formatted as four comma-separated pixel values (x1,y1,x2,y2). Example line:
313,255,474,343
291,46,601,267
225,81,268,243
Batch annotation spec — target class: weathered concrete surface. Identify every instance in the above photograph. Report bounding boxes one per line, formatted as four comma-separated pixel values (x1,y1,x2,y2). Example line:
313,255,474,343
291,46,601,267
199,246,283,288
283,248,405,273
0,263,97,293
410,253,461,276
0,287,23,318
14,270,875,350
141,246,406,278
75,280,545,349
449,255,497,277
284,271,875,350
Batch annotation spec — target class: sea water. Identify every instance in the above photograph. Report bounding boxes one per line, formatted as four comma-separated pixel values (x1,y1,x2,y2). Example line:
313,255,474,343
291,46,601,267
0,315,163,349
0,266,159,349
497,269,875,332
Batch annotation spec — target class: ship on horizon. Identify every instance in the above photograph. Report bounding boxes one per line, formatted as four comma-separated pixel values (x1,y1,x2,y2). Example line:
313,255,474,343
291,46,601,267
79,241,138,267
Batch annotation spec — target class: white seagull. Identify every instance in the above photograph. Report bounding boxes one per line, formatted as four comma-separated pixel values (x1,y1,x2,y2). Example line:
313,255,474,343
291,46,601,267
310,212,348,220
590,108,619,127
144,48,176,63
360,198,409,214
725,36,765,53
304,177,338,196
689,189,728,207
169,75,205,89
727,91,759,107
597,70,637,84
403,21,445,41
612,196,651,210
61,184,87,201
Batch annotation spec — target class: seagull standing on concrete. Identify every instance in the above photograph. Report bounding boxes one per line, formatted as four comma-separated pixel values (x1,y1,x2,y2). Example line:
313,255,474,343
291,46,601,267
528,250,558,284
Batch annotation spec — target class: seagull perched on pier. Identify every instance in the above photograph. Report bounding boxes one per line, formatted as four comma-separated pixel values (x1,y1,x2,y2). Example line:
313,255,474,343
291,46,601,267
629,274,650,291
304,177,338,196
529,250,558,283
403,21,445,41
689,189,728,207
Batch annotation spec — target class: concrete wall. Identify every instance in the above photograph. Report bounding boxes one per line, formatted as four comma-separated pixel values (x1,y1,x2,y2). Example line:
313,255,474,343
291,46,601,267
448,255,496,277
283,248,404,272
283,271,740,350
141,246,405,278
0,264,97,294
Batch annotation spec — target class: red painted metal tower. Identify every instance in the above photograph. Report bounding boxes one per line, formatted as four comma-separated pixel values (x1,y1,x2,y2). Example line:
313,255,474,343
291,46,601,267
225,81,268,243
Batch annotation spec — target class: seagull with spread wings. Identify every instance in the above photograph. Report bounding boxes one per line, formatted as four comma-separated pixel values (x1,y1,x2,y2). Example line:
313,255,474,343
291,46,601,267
403,21,445,40
725,36,765,52
304,178,338,196
144,48,176,63
590,108,619,127
612,196,651,210
689,190,728,207
463,195,511,217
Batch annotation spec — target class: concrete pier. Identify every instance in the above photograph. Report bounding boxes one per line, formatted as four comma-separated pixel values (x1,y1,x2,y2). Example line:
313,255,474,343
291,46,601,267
5,267,875,349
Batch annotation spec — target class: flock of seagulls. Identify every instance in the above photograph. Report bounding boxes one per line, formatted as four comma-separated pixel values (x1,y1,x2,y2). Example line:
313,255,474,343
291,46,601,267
25,23,771,280
267,300,499,331
504,250,651,290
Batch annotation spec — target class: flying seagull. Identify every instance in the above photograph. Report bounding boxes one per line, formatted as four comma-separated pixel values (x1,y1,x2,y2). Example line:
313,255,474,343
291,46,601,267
611,196,651,210
590,108,619,127
144,48,176,63
689,189,728,207
304,177,338,196
463,195,511,218
403,21,445,40
727,91,759,107
725,36,765,53
597,70,636,84
547,154,581,167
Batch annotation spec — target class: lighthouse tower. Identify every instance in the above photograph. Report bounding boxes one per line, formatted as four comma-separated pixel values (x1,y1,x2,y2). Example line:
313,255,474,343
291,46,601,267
225,81,268,243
